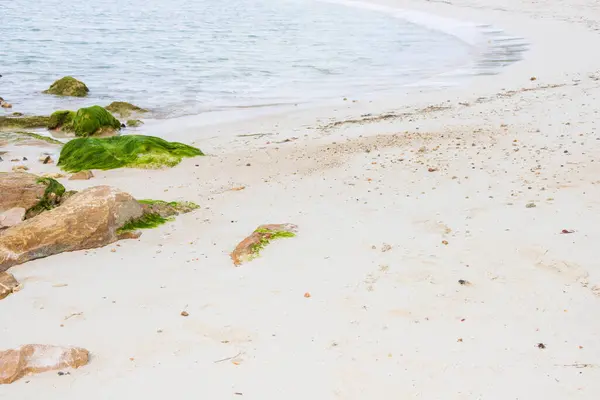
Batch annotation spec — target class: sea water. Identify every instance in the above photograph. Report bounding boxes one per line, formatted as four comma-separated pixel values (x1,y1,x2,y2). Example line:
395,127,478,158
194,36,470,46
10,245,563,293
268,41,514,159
1,0,480,118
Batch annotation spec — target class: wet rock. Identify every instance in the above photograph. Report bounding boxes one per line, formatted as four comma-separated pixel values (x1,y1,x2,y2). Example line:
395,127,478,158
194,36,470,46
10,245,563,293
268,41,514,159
0,98,12,109
0,116,50,130
126,119,143,127
69,170,94,180
11,165,28,172
0,208,25,230
43,77,89,97
0,186,143,271
0,271,21,300
71,106,121,137
105,102,147,118
231,223,297,266
0,344,89,384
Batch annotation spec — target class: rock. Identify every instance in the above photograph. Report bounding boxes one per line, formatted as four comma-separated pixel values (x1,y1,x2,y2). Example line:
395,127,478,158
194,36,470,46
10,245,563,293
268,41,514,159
71,106,121,137
43,77,89,97
39,155,53,164
69,170,94,180
0,186,143,270
0,208,25,230
0,344,89,384
138,199,199,218
48,110,75,131
231,224,297,266
0,116,50,130
105,102,147,118
0,271,21,300
0,100,12,109
11,165,28,172
41,172,66,179
0,172,51,212
57,135,203,172
126,119,143,127
11,112,23,117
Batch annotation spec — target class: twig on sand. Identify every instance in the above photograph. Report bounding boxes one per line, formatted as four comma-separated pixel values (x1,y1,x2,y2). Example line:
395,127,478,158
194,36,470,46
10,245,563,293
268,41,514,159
555,363,595,368
214,351,243,364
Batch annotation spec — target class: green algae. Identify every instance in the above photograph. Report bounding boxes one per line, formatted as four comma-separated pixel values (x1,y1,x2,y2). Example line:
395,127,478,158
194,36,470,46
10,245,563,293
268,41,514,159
72,106,121,137
117,213,171,234
0,116,50,130
48,110,76,131
15,131,63,145
26,177,66,218
249,227,296,260
57,135,204,172
138,199,199,217
105,102,148,118
43,76,89,97
126,119,143,127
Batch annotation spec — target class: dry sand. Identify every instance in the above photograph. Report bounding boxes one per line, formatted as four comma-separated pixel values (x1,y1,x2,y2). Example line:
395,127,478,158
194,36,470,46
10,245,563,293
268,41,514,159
2,0,600,398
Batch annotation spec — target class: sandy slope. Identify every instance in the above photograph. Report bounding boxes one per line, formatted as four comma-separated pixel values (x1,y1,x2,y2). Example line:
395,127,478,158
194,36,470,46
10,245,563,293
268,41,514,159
2,0,600,398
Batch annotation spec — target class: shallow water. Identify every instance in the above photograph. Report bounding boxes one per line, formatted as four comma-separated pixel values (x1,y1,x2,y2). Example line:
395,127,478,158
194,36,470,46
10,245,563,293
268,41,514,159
1,0,476,118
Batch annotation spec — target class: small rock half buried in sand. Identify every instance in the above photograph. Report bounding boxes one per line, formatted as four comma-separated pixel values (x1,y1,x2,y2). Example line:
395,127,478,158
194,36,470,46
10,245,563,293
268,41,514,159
0,271,21,300
0,344,89,384
69,170,94,180
230,223,297,266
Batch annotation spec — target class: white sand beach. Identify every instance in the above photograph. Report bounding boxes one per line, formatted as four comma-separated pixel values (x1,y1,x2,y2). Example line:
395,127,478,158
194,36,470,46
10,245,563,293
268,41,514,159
2,0,600,398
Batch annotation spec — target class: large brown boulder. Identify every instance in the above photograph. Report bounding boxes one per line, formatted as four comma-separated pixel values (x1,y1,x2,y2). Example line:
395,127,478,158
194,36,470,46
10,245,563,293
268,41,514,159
0,172,46,212
0,186,143,271
0,344,89,384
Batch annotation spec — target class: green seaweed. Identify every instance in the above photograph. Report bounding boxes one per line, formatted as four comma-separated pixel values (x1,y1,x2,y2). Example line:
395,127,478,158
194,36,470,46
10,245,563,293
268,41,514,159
43,76,89,97
48,110,76,130
72,106,121,137
15,131,63,145
0,116,50,130
57,135,204,172
26,177,66,218
249,228,296,259
117,213,171,234
106,102,148,118
126,119,143,127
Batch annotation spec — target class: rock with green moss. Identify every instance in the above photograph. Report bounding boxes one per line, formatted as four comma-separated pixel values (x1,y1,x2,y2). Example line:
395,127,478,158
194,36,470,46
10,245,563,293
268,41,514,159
43,76,89,97
0,131,63,146
57,135,203,172
126,119,143,128
48,110,76,131
230,223,298,266
105,102,147,118
71,106,121,137
138,199,199,218
0,116,50,131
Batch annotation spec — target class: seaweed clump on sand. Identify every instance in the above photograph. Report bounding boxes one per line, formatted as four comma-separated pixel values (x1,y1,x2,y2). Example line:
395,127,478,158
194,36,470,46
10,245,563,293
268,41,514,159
43,76,89,97
116,212,170,235
0,116,50,130
57,135,204,172
71,106,122,137
138,199,199,217
25,177,66,218
105,102,148,118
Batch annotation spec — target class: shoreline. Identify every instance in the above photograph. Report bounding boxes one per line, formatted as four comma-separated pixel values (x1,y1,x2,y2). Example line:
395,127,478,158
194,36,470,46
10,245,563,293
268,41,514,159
3,0,600,398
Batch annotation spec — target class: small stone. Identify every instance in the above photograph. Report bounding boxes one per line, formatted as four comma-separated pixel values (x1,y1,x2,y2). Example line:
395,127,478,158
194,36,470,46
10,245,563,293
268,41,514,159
11,165,28,172
181,311,189,317
69,170,94,180
526,202,536,208
442,240,449,245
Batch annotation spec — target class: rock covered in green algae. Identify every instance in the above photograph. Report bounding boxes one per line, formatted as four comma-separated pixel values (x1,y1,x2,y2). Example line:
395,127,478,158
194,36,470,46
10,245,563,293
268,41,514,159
48,110,76,131
72,106,121,137
57,135,204,172
126,119,143,127
105,102,147,118
0,116,50,130
138,199,199,218
43,76,89,97
0,131,63,146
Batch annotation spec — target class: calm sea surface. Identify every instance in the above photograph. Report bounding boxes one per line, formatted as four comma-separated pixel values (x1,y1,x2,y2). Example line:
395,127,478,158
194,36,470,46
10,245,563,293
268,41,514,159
1,0,474,118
